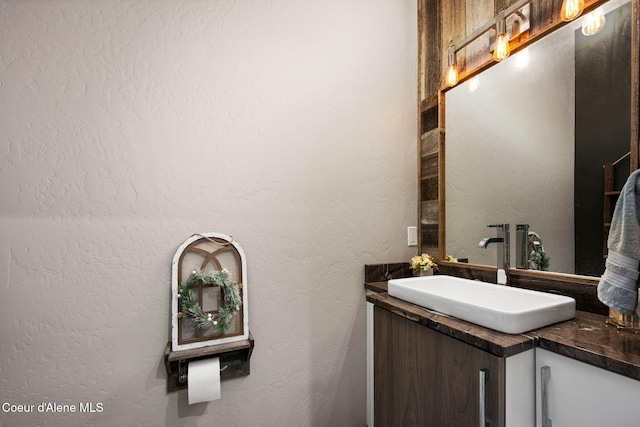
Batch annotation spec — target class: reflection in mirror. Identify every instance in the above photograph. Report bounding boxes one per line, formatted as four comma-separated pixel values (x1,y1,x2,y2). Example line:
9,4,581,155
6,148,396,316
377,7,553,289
445,0,631,277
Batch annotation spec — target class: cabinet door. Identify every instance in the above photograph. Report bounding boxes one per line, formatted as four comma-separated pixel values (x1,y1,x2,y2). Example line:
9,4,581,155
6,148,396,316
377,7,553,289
536,348,640,427
374,306,504,427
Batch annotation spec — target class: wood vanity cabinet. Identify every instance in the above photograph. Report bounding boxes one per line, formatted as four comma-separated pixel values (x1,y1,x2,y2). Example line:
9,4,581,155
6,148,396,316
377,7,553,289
535,348,640,427
373,305,507,427
370,301,640,427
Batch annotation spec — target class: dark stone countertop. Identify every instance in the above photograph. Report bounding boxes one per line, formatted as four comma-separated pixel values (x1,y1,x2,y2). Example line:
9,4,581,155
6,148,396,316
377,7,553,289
532,312,640,381
366,280,640,382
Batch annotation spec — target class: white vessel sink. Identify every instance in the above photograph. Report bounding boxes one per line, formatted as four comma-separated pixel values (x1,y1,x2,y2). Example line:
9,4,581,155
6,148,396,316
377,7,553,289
388,275,576,334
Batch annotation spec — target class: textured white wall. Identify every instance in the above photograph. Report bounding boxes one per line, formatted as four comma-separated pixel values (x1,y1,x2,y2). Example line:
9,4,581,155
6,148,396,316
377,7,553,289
0,1,417,426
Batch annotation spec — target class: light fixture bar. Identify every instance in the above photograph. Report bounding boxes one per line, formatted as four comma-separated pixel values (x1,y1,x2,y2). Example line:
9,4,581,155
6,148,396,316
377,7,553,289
452,18,496,53
502,0,535,20
452,0,533,54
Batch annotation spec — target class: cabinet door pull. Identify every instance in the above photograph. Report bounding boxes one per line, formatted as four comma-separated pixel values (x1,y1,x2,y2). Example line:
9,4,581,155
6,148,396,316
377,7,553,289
541,365,552,427
479,369,487,427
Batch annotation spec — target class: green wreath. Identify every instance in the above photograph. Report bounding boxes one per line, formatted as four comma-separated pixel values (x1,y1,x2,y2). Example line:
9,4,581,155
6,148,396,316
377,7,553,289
178,268,241,335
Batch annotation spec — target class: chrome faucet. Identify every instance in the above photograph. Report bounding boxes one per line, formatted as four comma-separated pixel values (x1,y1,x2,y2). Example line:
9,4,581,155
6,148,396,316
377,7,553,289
479,224,510,284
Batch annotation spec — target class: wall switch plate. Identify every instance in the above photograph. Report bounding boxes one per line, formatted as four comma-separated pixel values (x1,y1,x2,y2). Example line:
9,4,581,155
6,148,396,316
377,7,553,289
407,226,418,247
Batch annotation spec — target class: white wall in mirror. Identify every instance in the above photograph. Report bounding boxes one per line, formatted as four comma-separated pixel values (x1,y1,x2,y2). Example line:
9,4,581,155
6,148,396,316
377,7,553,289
445,19,578,273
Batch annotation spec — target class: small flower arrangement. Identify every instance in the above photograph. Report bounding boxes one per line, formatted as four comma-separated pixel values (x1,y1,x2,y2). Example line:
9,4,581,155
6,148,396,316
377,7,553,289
410,253,438,275
410,254,459,276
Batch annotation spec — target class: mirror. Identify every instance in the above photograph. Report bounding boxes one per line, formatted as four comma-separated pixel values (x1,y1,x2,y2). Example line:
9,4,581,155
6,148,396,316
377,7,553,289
444,0,632,277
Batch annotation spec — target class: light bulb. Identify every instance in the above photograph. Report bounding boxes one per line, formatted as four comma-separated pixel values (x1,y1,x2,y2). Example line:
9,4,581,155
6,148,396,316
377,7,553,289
493,33,510,61
467,76,480,93
446,64,458,87
582,7,605,36
561,0,585,22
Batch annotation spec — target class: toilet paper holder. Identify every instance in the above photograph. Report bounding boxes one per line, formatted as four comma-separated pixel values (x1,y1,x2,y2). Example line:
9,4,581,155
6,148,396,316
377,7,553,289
163,333,254,393
178,360,187,383
177,360,231,384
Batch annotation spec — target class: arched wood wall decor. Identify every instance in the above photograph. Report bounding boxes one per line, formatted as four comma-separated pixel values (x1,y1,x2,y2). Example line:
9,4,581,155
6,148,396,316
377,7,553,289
171,232,249,351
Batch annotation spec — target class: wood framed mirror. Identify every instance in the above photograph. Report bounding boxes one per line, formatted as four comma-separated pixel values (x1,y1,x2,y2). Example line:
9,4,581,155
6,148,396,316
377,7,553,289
418,0,639,306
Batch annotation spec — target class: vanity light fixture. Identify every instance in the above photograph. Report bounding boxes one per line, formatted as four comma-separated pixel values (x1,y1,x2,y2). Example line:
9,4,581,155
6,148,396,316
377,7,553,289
561,0,585,22
493,12,511,61
582,7,606,36
444,0,598,87
446,47,459,87
444,1,530,88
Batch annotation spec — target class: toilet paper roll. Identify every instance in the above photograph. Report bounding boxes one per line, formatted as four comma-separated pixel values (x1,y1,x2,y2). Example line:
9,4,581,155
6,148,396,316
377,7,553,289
188,357,221,404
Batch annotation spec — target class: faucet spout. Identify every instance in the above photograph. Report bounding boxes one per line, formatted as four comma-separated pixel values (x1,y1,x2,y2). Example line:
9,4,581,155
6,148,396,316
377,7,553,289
479,237,504,248
480,224,510,284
